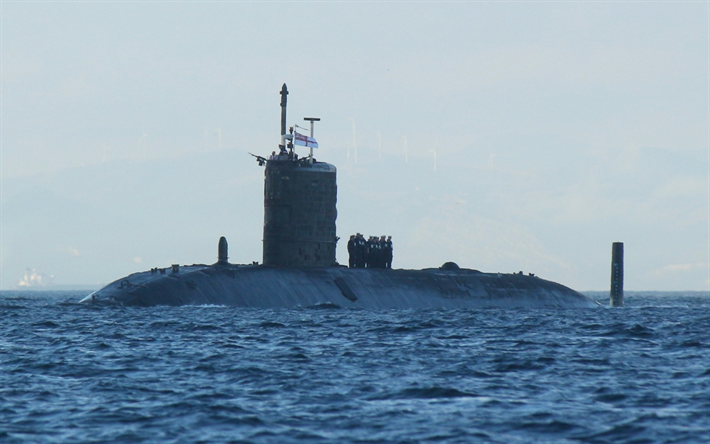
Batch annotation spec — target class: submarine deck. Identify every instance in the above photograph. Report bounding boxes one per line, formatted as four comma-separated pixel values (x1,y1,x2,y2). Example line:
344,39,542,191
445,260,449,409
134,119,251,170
83,264,599,309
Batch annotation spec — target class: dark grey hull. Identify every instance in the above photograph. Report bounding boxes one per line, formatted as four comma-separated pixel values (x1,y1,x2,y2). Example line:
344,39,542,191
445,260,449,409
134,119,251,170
82,264,599,308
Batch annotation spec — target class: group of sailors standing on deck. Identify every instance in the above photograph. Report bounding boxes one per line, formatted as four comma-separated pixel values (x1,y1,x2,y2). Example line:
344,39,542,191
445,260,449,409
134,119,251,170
347,234,393,269
269,150,298,161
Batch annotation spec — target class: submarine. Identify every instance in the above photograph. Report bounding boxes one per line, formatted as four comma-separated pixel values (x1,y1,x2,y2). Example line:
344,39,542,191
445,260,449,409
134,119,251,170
81,85,598,309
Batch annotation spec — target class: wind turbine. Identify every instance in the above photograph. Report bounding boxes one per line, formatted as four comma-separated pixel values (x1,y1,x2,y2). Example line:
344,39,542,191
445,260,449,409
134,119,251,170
348,118,357,163
377,130,382,160
487,153,496,169
138,132,148,160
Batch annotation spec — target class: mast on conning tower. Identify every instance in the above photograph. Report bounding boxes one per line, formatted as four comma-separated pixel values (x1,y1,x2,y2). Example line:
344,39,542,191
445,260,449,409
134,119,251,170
279,84,289,154
303,117,320,161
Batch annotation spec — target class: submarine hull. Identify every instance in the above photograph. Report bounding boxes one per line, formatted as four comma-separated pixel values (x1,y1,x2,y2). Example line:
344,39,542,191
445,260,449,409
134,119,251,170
83,265,598,308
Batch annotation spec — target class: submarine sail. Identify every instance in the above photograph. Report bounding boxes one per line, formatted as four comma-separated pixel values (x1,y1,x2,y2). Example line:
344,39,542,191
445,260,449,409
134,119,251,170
263,160,337,267
262,84,337,267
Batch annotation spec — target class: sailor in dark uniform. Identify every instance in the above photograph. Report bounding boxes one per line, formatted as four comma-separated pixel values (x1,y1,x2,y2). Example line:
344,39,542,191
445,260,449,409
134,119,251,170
370,237,380,268
365,236,375,268
355,233,367,268
347,235,356,268
384,236,393,269
378,237,386,268
363,237,370,268
378,236,387,268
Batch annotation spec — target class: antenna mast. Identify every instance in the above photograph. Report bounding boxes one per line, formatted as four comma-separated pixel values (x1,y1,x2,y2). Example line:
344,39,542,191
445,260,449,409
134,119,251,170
303,117,320,161
279,84,288,152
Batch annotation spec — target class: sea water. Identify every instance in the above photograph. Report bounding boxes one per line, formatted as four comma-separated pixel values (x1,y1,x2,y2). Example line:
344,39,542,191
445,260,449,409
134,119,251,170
1,291,709,443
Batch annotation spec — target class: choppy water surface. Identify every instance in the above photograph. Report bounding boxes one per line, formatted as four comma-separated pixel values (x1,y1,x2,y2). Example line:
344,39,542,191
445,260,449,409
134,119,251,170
1,291,709,443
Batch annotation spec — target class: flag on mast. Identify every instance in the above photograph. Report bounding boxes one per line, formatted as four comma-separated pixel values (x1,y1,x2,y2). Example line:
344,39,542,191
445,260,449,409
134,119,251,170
294,131,318,148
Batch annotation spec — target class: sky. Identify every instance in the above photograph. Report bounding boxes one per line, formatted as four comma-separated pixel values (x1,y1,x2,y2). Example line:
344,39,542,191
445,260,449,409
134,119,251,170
1,1,708,291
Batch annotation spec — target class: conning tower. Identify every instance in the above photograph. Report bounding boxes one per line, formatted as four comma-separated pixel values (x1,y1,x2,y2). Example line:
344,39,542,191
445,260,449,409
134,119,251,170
262,84,337,267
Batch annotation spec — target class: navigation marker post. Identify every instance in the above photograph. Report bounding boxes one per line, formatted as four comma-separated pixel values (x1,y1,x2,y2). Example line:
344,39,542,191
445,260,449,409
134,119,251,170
304,117,320,162
610,242,624,307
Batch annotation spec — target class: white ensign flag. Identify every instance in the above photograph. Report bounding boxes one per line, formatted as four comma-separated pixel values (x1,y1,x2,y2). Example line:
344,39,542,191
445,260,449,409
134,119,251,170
294,132,318,148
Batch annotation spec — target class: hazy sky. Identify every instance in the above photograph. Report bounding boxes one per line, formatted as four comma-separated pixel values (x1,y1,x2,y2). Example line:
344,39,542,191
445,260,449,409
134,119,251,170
1,1,708,291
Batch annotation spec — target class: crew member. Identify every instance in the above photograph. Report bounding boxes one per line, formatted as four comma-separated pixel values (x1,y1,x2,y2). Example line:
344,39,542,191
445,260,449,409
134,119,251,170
375,237,385,268
377,236,386,269
347,235,356,268
365,236,377,268
384,236,393,269
355,233,367,268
